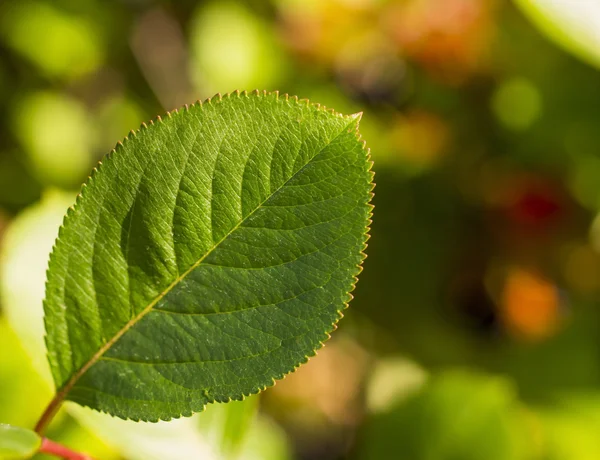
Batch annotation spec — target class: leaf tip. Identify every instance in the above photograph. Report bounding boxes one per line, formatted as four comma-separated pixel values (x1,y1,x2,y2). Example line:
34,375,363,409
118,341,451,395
349,111,363,122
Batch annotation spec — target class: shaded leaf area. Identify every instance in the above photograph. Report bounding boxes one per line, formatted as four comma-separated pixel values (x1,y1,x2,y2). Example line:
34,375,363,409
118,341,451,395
44,92,373,421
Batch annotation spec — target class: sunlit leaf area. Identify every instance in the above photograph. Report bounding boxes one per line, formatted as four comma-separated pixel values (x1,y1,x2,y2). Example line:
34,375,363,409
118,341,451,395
2,0,600,458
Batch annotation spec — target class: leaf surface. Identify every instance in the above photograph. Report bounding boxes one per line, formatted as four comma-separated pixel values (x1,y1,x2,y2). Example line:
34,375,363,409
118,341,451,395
0,424,41,459
43,91,373,422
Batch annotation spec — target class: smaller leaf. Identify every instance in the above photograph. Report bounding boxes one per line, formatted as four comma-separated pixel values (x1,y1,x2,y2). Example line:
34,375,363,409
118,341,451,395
218,397,259,458
197,396,260,459
0,425,41,460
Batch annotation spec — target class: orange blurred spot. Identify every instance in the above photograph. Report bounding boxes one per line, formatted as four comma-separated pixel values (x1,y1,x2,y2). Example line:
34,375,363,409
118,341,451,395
384,0,496,82
266,338,368,425
501,268,561,341
279,0,380,64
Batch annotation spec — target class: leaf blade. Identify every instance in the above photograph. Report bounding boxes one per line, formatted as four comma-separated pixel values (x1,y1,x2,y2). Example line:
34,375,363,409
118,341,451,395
43,91,373,422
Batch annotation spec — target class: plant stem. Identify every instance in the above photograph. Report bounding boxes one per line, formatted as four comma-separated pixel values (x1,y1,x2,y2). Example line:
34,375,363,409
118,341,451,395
39,438,93,460
34,394,64,435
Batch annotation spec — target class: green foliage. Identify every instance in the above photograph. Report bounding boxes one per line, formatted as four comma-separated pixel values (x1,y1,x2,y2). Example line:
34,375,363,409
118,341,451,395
0,424,41,460
0,1,104,79
196,396,259,459
358,371,531,460
12,92,94,188
43,91,373,422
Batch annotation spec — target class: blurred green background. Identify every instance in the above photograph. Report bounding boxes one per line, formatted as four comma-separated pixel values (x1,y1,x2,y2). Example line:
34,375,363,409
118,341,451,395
2,0,600,458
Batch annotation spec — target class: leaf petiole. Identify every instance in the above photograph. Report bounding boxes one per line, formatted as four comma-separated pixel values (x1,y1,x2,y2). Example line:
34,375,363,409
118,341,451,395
34,395,64,435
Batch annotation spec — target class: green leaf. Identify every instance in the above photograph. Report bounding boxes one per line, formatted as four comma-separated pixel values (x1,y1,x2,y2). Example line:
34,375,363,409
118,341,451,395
358,371,533,460
0,425,41,460
42,91,373,423
196,395,260,459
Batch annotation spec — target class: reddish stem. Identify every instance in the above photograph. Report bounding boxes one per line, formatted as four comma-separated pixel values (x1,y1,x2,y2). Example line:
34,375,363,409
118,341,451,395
39,438,94,460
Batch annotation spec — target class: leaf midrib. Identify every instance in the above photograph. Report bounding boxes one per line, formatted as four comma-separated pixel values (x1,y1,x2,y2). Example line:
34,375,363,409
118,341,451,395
54,116,358,403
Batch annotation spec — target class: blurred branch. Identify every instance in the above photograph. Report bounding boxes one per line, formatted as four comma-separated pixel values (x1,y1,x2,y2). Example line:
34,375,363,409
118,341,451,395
130,8,194,110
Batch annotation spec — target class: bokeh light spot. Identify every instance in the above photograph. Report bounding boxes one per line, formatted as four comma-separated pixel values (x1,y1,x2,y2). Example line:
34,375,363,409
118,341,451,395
12,92,94,188
492,78,542,131
0,1,104,80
